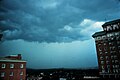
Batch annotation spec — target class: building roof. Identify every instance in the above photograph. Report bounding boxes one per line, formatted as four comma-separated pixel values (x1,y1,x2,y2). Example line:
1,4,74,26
92,31,106,38
102,19,120,27
0,57,26,62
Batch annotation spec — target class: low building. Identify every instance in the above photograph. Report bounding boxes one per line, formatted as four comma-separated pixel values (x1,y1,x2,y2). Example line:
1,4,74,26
0,54,26,80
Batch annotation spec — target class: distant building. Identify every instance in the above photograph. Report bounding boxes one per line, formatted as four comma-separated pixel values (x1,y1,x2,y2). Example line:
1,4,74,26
92,19,120,79
0,54,26,80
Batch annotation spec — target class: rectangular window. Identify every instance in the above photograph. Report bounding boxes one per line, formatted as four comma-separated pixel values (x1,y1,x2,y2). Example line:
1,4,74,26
113,65,115,68
100,57,103,60
113,69,116,73
101,61,104,64
102,69,105,73
1,64,6,68
10,64,14,68
20,64,24,68
115,60,118,63
106,56,109,59
20,71,23,75
0,72,5,77
106,61,109,64
9,72,13,76
116,69,119,73
105,52,108,54
114,55,117,59
112,60,114,63
100,52,102,54
107,65,110,68
101,66,104,69
111,56,114,59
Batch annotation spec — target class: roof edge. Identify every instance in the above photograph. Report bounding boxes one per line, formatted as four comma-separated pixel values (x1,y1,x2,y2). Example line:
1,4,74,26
102,19,120,27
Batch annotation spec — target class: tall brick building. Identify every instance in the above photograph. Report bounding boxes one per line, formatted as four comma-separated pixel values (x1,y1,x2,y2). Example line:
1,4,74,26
92,19,120,78
0,54,26,80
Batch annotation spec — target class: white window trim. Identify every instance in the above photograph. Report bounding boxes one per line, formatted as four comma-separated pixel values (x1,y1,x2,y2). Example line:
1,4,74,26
20,64,24,68
1,72,5,77
20,71,23,75
9,72,13,76
1,64,6,68
10,64,14,68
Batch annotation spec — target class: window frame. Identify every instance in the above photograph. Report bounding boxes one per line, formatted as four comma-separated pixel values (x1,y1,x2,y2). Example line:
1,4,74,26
1,64,6,68
0,72,5,77
9,72,14,76
10,64,14,68
20,64,24,68
20,71,23,76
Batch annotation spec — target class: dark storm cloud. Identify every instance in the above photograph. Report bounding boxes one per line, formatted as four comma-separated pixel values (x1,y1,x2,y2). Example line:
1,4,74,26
0,0,120,42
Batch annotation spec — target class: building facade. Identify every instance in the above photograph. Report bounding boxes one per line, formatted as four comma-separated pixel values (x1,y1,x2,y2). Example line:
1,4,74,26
0,54,26,80
92,19,120,79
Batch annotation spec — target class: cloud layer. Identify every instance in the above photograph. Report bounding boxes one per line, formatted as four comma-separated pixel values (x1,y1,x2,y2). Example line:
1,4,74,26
0,0,120,42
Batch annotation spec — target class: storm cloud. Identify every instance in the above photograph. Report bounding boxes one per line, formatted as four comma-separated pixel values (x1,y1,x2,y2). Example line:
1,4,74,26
0,0,120,42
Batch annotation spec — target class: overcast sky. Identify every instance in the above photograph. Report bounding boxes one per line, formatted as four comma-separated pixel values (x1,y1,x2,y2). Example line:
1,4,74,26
0,0,120,69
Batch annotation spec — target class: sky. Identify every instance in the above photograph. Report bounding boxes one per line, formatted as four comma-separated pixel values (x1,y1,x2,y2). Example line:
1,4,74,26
0,0,120,69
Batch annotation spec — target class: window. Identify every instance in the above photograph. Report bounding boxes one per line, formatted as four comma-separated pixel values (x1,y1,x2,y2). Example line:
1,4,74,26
102,69,105,73
100,57,103,60
113,69,116,73
104,48,107,51
106,61,109,64
99,52,102,54
114,55,117,59
20,64,24,68
9,72,13,76
104,43,106,45
101,66,104,69
105,52,108,54
101,61,104,64
103,28,106,31
10,64,14,68
111,56,114,59
107,26,112,31
115,65,119,68
116,36,120,40
118,46,120,49
115,60,118,63
113,24,119,30
0,72,5,77
112,60,114,63
99,48,102,51
1,64,6,68
20,71,23,75
107,65,110,68
115,32,119,36
117,41,120,44
106,56,109,59
116,69,119,73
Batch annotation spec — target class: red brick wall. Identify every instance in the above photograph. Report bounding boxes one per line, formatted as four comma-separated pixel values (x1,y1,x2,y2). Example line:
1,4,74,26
0,62,26,80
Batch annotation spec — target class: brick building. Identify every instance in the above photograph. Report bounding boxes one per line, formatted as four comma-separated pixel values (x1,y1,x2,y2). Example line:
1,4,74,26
0,54,26,80
92,19,120,79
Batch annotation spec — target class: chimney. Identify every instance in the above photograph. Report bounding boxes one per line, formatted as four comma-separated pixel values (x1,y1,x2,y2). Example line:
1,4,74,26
18,54,22,60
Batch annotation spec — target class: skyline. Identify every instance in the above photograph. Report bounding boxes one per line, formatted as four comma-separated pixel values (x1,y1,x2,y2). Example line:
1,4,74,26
0,0,120,69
